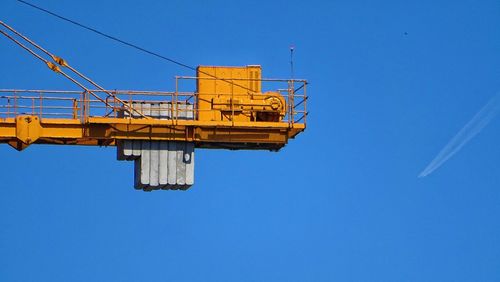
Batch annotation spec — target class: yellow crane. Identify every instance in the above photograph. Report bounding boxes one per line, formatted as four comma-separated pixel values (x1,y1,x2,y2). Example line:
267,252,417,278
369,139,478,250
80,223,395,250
0,20,307,191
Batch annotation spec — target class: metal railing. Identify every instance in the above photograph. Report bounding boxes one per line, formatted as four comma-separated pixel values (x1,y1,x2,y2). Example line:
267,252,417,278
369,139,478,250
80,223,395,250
176,76,308,125
0,77,307,126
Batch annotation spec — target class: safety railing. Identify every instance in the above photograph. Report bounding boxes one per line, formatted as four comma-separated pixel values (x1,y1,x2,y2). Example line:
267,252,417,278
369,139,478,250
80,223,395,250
0,89,191,121
175,76,307,125
0,78,307,126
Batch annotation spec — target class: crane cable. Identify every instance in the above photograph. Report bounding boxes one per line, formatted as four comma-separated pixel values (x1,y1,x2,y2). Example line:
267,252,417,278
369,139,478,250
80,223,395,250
0,20,149,119
0,24,111,112
16,0,255,93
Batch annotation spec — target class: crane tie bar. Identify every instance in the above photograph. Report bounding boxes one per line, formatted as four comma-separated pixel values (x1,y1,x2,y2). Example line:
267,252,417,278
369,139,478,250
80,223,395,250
0,20,148,119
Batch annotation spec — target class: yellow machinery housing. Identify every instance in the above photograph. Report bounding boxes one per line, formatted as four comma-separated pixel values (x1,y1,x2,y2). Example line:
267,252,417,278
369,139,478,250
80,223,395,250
197,65,286,123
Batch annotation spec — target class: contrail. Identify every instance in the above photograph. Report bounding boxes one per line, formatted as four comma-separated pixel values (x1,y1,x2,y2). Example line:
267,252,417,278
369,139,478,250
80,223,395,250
419,92,500,177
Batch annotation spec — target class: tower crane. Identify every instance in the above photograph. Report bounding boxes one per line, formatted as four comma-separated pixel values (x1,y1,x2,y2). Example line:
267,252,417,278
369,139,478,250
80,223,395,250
0,20,307,191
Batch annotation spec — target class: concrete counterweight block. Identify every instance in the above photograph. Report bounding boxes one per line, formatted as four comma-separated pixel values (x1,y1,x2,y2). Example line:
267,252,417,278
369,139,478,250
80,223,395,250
149,141,160,189
117,102,143,161
117,102,195,191
167,141,178,187
159,141,169,186
133,141,194,191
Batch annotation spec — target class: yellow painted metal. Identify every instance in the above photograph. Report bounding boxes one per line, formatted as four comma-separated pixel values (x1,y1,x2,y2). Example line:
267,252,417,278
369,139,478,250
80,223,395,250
0,66,307,151
0,20,307,153
15,115,41,145
0,115,304,149
197,66,286,123
198,65,251,122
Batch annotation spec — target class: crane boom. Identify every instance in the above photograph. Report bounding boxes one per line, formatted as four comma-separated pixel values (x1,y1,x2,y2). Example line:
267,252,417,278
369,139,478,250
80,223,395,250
0,21,307,190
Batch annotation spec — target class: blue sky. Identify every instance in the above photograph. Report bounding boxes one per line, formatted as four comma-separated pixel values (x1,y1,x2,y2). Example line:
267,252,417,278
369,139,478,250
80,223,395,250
1,0,500,281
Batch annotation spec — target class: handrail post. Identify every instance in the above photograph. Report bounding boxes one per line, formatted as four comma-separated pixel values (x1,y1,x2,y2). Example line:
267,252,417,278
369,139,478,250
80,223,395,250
72,98,78,119
82,91,86,122
82,90,89,122
303,82,307,125
39,91,43,119
14,94,17,116
105,95,110,117
113,90,118,118
291,80,294,125
174,76,178,121
287,80,292,126
128,91,132,118
231,79,234,124
7,97,10,118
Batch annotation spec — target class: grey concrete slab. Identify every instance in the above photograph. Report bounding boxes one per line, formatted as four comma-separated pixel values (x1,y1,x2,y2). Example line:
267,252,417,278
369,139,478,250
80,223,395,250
123,140,133,157
151,103,160,119
132,141,142,158
131,102,141,118
134,158,143,189
116,140,126,160
132,103,143,156
176,142,186,185
159,141,169,186
117,140,138,161
149,104,160,189
118,102,195,191
121,102,131,118
185,142,195,185
159,103,171,119
150,141,160,188
178,103,186,120
141,102,151,117
140,141,151,188
167,141,177,186
117,103,140,161
186,104,194,119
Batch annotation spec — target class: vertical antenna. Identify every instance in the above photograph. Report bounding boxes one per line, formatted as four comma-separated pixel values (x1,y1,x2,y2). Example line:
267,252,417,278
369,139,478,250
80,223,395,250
289,45,295,123
289,44,295,80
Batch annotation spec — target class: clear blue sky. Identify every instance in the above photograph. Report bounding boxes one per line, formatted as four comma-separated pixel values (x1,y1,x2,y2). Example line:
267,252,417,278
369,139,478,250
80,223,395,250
1,0,500,281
